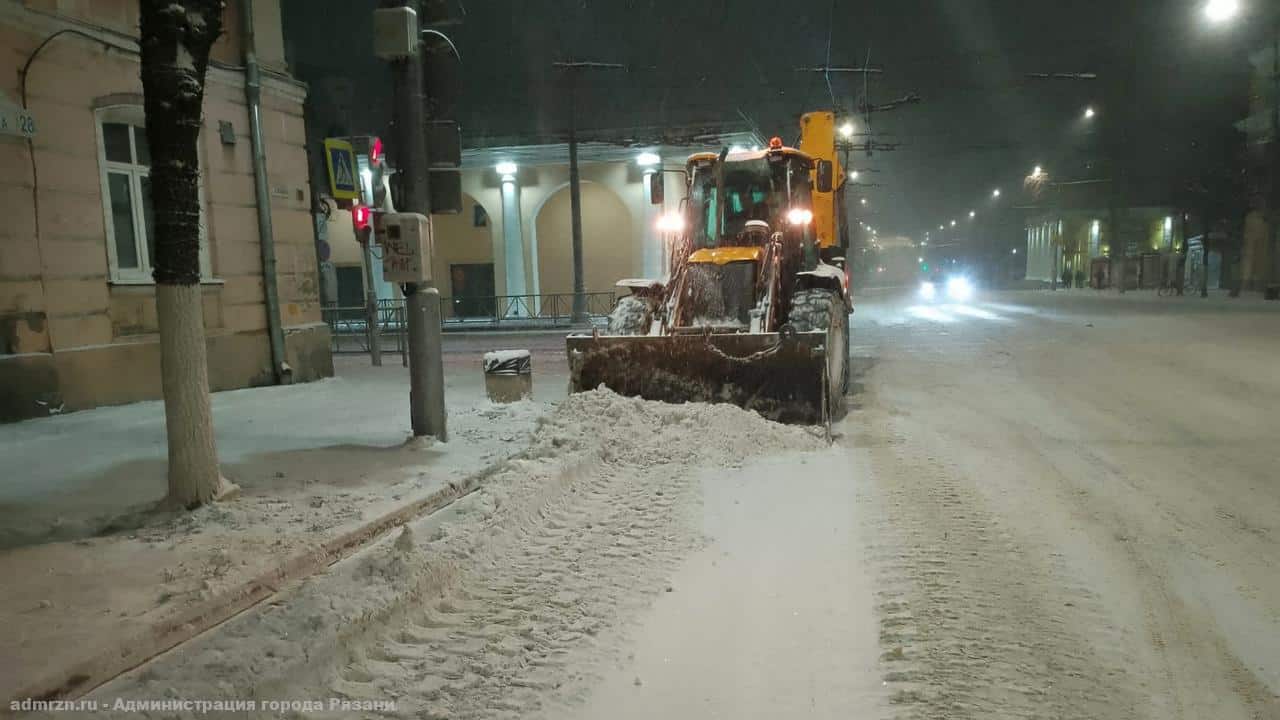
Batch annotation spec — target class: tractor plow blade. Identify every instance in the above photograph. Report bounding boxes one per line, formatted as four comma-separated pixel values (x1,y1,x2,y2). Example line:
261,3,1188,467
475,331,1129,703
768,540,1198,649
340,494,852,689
566,331,828,425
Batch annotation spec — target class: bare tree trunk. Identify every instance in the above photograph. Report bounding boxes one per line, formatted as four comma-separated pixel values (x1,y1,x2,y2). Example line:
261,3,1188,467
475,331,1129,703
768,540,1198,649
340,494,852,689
140,0,234,508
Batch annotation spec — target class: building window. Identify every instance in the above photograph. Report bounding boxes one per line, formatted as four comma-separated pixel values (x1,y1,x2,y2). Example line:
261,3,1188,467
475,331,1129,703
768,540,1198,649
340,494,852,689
96,106,211,283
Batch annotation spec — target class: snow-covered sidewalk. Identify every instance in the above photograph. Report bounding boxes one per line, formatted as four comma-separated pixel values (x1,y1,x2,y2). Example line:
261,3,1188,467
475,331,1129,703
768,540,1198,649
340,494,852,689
0,350,566,704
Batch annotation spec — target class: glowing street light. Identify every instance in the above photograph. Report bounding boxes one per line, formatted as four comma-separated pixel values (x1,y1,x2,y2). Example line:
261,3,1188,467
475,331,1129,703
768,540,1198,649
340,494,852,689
1204,0,1240,23
1084,106,1096,119
969,210,976,219
849,170,859,180
950,219,957,227
993,188,1001,198
861,198,868,205
839,122,855,139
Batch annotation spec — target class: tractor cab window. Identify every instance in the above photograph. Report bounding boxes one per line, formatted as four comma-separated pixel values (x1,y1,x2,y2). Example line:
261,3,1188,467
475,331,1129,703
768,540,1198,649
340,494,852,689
692,157,812,247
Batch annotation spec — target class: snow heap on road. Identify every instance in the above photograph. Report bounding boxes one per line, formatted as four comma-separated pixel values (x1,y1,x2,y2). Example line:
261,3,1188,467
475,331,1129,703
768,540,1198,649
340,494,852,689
89,390,824,717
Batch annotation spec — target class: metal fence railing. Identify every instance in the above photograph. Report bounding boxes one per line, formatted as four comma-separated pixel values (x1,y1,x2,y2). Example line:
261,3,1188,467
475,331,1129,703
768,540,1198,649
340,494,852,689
322,292,617,358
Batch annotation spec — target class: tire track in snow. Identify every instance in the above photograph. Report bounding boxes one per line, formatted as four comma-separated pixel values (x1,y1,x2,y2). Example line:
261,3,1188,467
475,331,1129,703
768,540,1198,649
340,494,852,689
857,424,1143,719
309,391,826,720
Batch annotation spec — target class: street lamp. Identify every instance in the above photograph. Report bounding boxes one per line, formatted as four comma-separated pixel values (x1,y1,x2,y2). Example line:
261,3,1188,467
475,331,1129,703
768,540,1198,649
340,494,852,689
993,188,1001,198
950,219,957,227
1204,0,1241,23
839,122,855,139
849,170,859,180
1084,106,1096,119
861,198,868,205
969,210,976,218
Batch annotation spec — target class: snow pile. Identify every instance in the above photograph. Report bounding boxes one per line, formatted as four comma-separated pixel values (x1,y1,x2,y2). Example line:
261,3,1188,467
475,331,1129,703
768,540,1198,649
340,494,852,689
607,296,649,334
87,390,824,717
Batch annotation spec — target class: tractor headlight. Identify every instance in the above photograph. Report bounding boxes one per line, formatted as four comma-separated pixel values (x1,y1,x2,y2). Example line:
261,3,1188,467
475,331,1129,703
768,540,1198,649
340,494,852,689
786,208,813,226
655,212,685,233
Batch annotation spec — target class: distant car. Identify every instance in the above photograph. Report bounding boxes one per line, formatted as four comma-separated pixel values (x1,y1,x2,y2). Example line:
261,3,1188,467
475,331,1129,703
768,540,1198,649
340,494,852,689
919,272,975,302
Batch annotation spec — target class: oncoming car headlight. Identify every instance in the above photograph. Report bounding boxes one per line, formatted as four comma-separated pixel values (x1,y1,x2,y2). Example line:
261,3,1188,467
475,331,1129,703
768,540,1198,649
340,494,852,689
919,281,936,300
946,276,974,302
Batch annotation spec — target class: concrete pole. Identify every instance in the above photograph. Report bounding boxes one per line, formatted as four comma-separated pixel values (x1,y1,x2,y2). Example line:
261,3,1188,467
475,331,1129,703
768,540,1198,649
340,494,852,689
500,175,528,313
385,0,446,440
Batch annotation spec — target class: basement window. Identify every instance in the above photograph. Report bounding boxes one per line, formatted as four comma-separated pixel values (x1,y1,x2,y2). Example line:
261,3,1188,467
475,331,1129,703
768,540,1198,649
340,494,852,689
95,106,212,284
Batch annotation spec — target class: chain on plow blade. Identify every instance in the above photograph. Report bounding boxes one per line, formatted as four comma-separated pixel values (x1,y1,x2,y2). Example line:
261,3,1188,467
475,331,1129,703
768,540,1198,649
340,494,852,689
566,329,829,426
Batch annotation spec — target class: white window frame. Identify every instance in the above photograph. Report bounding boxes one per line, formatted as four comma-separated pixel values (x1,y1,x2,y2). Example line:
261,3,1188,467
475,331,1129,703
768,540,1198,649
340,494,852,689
95,105,213,284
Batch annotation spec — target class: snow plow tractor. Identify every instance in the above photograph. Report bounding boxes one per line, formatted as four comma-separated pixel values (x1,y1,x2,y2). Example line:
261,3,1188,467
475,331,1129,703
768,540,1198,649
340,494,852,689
566,111,853,425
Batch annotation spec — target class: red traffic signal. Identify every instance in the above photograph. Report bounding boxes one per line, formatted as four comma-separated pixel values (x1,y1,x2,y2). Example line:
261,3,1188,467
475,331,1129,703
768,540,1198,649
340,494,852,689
352,204,371,230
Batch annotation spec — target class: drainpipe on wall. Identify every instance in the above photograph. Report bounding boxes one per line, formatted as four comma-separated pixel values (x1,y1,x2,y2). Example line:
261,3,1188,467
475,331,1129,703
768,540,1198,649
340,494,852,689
240,0,290,384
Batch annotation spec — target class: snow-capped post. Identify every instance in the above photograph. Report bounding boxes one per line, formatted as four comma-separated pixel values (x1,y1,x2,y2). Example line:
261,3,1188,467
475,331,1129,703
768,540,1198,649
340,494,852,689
140,0,236,508
483,349,532,403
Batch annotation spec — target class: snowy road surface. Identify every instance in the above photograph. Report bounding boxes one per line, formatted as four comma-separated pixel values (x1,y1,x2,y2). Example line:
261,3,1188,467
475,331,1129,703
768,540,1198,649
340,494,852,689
79,291,1280,718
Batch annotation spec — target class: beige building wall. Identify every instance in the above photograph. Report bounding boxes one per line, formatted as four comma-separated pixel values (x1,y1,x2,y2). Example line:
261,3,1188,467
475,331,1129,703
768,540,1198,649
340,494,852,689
457,157,672,301
0,1,330,422
533,183,634,296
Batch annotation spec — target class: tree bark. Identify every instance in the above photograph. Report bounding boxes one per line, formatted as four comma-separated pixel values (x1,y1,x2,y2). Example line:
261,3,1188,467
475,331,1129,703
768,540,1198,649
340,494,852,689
140,0,233,508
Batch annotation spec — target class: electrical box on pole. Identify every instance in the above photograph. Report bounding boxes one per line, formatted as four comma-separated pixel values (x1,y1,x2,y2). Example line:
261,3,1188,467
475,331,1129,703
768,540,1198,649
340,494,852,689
380,213,434,283
373,7,418,59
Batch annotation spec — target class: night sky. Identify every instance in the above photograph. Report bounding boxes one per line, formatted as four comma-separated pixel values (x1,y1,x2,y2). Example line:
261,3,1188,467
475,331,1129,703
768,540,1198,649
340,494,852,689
283,0,1258,240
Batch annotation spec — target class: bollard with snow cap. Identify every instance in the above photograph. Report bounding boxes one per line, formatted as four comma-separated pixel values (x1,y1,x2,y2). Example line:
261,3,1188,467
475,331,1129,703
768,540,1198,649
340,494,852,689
483,349,532,402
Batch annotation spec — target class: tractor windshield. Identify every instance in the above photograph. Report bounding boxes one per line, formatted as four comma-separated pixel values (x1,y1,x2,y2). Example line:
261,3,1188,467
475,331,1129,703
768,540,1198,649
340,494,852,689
690,156,812,248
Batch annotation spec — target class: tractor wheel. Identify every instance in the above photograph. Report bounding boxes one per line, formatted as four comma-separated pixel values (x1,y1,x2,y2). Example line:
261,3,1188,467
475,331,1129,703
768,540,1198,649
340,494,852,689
607,295,653,335
788,288,849,419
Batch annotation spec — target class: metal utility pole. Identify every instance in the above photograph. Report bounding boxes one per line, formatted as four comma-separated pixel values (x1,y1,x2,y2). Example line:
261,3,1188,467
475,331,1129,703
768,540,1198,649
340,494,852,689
569,99,586,323
381,0,447,440
361,241,382,366
554,60,625,323
1270,18,1280,288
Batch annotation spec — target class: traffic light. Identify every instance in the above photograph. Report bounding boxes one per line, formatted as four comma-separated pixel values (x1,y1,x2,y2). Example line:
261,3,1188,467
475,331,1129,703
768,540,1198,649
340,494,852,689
352,203,372,245
368,137,391,211
349,136,392,212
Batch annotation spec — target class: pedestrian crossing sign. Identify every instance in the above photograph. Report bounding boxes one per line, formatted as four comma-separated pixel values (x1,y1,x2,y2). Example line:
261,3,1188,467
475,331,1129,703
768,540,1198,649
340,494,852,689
323,138,359,201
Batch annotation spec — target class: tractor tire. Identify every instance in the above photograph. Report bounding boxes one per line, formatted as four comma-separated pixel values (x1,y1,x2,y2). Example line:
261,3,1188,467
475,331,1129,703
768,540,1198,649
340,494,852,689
607,295,653,336
788,288,850,418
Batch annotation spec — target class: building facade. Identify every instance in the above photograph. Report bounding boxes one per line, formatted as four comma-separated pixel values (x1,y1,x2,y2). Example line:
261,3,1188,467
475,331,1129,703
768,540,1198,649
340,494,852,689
1025,207,1186,289
320,139,755,319
1,0,331,422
